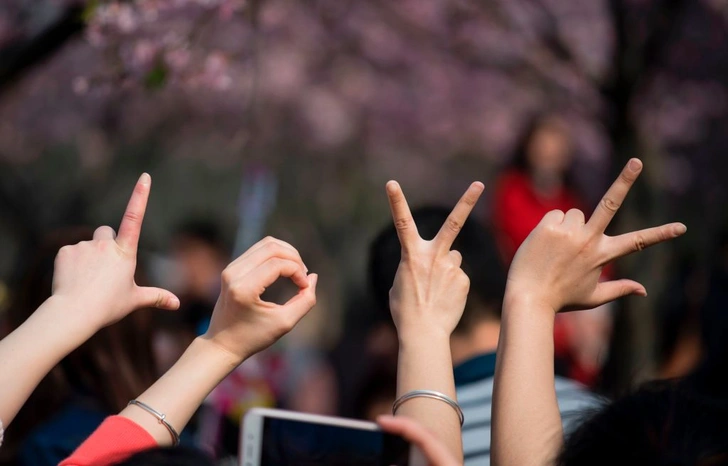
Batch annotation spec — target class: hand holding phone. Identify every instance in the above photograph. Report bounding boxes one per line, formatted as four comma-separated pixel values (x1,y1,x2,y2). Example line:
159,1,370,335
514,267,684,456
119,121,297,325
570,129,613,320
242,408,429,466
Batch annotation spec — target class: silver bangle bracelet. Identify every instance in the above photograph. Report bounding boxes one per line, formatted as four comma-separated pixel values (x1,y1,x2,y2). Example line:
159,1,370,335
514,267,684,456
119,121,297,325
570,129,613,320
392,389,465,426
128,399,180,446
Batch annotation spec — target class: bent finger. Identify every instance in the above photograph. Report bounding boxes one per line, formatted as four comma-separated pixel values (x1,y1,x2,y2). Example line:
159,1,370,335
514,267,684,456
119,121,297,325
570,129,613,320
590,279,647,307
230,238,306,274
93,225,117,241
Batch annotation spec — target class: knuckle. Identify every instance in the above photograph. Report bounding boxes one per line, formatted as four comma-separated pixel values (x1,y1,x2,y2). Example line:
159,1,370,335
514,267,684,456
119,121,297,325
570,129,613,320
462,193,477,206
658,226,669,242
264,242,284,256
221,268,235,285
445,217,462,234
600,196,621,213
619,171,635,185
395,218,412,231
633,235,646,251
123,210,142,224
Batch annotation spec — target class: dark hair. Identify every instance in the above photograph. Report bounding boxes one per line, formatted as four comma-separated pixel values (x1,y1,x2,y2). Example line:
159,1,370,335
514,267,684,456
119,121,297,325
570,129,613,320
353,359,398,420
511,113,578,189
173,219,228,255
114,446,216,466
369,206,506,331
5,228,158,454
559,380,728,466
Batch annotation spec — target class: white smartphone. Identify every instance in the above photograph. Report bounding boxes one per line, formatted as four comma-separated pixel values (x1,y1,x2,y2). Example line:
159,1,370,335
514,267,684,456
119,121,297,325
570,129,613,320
241,408,426,466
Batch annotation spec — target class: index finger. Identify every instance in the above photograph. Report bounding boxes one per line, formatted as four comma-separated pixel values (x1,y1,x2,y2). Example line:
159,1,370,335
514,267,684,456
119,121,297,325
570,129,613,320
117,173,151,253
587,158,642,234
386,181,419,249
434,182,485,250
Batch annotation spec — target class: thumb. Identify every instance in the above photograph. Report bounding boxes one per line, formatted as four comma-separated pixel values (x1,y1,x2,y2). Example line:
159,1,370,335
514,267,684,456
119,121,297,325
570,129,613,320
135,286,181,311
281,273,318,322
591,279,647,306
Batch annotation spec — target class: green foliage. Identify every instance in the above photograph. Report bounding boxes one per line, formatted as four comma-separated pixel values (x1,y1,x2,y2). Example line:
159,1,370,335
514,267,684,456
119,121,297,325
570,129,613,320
144,62,168,89
81,0,100,23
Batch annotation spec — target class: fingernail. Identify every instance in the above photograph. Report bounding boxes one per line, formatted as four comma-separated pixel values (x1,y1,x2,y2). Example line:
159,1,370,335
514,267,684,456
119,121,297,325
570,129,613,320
139,173,151,185
170,296,181,309
310,273,318,287
628,159,642,172
674,223,687,236
636,289,647,297
386,180,399,193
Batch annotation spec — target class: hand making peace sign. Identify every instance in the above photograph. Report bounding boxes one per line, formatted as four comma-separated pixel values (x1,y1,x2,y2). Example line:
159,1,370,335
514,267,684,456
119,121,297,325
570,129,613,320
386,180,485,341
51,174,180,332
506,158,687,313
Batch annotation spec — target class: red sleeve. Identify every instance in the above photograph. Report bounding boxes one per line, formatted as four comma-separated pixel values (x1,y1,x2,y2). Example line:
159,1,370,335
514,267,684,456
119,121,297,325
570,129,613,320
59,416,158,466
492,172,538,262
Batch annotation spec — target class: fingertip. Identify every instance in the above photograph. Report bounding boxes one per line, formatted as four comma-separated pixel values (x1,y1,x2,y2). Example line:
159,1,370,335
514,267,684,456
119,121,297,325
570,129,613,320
293,270,310,289
634,287,648,297
673,223,687,236
139,173,151,186
386,180,400,194
627,158,643,172
169,295,181,310
309,273,319,288
376,415,395,425
471,181,485,192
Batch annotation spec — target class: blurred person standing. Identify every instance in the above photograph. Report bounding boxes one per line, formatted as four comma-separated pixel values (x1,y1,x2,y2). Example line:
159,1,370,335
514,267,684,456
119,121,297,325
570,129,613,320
1,228,159,465
493,114,610,387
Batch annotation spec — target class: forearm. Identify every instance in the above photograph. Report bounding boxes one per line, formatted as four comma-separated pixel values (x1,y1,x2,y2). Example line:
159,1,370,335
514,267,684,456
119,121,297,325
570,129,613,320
396,332,463,463
491,295,562,466
0,296,94,425
119,336,241,445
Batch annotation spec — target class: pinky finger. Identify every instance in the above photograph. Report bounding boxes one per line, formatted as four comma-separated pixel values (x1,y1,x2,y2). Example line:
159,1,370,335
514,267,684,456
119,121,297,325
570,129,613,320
590,279,647,307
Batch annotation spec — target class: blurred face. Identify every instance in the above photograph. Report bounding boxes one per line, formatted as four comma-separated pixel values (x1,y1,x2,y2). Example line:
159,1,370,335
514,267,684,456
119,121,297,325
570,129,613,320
526,119,573,178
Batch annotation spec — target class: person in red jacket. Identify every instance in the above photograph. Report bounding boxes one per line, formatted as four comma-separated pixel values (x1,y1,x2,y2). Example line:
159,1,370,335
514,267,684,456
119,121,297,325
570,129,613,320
493,114,610,387
493,114,583,263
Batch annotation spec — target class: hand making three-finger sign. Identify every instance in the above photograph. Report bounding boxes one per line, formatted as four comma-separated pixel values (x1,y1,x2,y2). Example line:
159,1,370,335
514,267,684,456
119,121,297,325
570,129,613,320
51,173,180,332
506,158,687,314
386,180,485,345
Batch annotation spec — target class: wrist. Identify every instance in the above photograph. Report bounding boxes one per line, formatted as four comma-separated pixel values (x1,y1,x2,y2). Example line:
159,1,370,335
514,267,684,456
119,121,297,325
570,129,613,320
503,287,557,317
195,334,249,369
397,326,451,350
38,295,101,342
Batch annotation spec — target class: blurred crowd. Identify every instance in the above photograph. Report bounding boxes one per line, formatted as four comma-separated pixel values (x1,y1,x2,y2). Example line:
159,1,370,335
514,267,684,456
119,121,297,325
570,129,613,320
1,113,726,465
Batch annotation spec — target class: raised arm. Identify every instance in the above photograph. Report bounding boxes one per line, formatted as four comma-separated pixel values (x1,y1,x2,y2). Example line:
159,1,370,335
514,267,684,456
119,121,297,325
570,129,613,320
61,237,317,464
0,174,179,429
386,180,484,463
491,159,687,466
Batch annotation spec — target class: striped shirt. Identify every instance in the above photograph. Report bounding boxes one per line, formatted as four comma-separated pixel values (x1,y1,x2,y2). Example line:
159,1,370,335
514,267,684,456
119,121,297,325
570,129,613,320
455,353,604,466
